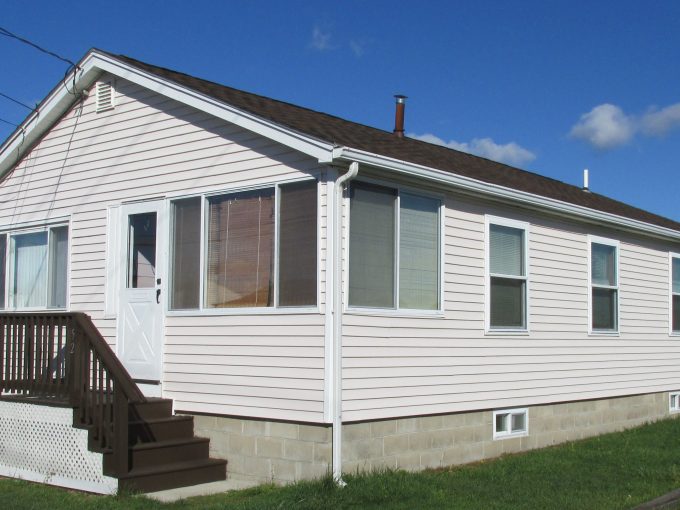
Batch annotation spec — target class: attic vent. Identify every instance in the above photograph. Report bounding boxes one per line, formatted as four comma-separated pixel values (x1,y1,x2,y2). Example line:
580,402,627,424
96,81,115,112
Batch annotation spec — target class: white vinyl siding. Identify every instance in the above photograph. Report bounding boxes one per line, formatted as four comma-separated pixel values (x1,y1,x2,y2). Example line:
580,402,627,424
2,70,680,426
341,197,680,422
0,76,326,423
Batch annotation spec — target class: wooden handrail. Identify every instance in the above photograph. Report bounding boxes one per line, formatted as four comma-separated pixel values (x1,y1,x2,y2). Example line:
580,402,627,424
71,313,145,403
0,311,146,476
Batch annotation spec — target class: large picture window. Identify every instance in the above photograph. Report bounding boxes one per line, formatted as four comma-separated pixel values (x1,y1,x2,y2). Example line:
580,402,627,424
0,225,69,310
590,238,618,332
487,219,528,330
672,254,680,334
348,182,440,311
169,180,317,311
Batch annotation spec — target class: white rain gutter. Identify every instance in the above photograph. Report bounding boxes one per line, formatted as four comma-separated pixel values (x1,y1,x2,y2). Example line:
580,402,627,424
331,161,358,483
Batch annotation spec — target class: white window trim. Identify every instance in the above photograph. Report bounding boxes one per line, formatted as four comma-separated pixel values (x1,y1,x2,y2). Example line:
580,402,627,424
670,252,680,337
588,235,620,336
493,407,529,439
165,178,320,316
484,215,530,334
0,220,71,312
344,178,445,316
670,391,680,413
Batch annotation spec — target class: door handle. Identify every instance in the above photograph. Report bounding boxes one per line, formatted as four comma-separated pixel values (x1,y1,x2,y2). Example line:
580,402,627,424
156,288,161,304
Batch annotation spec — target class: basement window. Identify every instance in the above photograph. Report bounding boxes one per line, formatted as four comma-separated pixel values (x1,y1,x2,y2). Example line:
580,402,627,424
493,408,528,439
670,392,680,413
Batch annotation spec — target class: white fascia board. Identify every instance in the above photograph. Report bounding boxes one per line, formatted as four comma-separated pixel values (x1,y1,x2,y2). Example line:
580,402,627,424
0,50,335,179
335,147,680,243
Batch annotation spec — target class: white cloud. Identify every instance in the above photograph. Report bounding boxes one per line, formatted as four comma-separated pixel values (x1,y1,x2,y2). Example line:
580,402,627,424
641,103,680,136
570,101,680,150
310,25,333,51
409,133,536,166
349,40,365,57
569,104,634,150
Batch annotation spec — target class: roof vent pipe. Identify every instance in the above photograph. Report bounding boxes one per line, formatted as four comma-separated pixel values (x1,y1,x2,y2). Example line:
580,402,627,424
583,168,590,192
393,95,407,138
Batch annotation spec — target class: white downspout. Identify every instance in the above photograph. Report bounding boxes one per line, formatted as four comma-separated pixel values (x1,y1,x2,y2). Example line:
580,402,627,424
332,161,358,483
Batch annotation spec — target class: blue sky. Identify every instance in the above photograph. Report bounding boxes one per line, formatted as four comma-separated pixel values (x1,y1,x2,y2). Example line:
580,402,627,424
2,1,680,221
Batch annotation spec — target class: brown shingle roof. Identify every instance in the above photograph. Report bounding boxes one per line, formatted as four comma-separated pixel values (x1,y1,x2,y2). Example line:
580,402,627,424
111,52,680,233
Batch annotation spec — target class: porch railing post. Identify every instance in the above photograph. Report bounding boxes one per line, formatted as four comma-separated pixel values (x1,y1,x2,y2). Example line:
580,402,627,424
113,388,129,476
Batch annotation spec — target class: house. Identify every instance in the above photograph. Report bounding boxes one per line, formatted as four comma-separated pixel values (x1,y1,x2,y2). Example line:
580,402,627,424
1,48,679,494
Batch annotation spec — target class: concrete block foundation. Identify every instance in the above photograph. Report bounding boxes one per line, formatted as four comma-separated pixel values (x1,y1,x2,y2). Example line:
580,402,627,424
189,391,674,484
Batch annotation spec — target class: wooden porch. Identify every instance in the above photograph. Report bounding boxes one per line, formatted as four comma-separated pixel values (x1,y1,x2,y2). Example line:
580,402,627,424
0,312,226,493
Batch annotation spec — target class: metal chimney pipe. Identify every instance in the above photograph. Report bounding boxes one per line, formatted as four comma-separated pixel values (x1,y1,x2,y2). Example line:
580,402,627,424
393,95,407,138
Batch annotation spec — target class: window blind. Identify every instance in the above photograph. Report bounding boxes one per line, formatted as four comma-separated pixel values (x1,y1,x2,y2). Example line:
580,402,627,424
0,234,5,309
48,226,68,308
206,189,275,308
348,183,396,308
591,243,616,286
11,232,48,308
170,197,201,309
399,193,439,309
490,225,524,276
278,181,317,307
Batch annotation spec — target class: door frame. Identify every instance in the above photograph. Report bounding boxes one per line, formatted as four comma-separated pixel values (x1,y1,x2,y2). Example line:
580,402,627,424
115,198,166,384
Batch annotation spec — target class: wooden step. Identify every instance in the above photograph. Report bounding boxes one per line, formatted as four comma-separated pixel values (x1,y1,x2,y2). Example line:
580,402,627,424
103,437,210,474
117,458,227,493
128,415,194,445
128,398,173,420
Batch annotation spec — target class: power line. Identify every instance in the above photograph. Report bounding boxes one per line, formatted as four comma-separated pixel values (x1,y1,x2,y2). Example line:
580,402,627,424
0,26,76,68
0,117,20,127
0,91,34,111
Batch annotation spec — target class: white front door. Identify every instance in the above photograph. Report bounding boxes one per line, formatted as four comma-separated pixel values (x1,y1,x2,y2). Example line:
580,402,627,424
118,200,165,382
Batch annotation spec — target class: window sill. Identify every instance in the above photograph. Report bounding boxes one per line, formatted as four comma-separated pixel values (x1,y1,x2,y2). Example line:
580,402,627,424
588,330,620,337
344,307,444,319
485,329,530,336
493,430,528,440
166,307,321,317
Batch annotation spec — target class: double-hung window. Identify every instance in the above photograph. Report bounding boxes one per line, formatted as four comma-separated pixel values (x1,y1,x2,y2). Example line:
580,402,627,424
589,237,619,333
487,217,529,331
169,180,317,311
0,225,69,310
348,182,441,311
671,253,680,334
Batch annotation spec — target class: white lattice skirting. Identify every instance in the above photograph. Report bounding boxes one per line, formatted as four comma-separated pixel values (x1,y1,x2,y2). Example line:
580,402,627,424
0,400,117,494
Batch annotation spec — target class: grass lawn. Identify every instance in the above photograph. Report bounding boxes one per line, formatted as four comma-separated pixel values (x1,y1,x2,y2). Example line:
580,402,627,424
3,416,680,509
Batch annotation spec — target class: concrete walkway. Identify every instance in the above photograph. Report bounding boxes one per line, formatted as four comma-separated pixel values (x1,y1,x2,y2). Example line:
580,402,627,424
145,478,260,503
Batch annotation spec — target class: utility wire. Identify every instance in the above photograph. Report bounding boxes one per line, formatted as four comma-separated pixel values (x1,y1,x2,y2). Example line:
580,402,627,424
0,117,20,127
0,91,34,111
0,26,77,68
